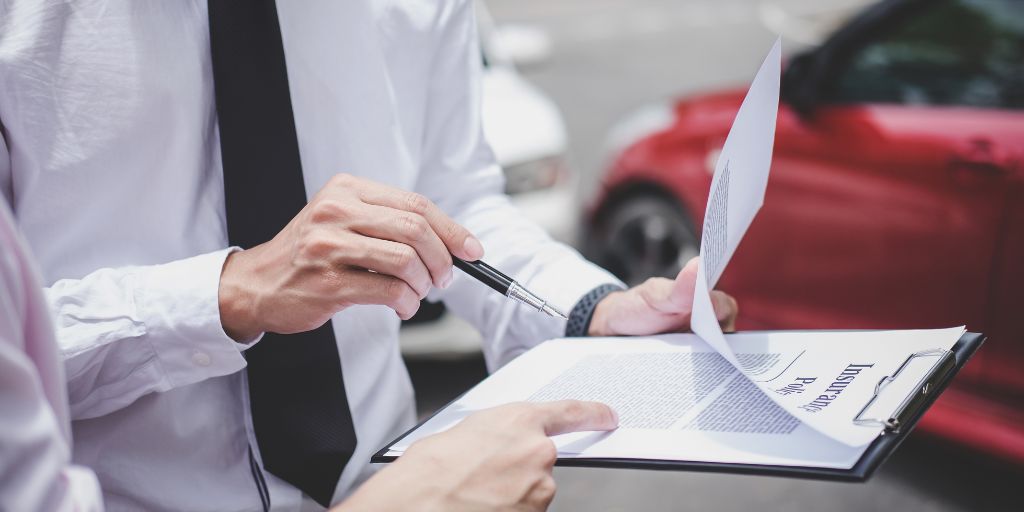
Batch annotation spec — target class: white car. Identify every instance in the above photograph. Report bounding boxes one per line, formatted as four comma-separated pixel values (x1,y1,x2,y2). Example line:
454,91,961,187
399,4,575,358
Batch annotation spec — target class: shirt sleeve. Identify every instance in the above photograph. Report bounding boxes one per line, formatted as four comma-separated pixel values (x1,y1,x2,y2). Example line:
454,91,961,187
0,218,104,512
0,311,105,512
416,0,624,372
45,249,253,420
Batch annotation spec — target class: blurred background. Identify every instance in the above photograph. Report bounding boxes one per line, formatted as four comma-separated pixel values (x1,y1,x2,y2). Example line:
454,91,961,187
401,0,1024,510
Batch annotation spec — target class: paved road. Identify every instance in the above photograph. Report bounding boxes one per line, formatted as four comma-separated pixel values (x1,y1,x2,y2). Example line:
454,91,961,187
402,1,1023,510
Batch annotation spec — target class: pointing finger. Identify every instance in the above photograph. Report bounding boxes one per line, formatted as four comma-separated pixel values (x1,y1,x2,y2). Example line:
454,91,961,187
532,400,619,436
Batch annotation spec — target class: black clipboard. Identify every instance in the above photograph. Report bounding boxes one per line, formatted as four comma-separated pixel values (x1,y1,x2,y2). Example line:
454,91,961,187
373,332,984,482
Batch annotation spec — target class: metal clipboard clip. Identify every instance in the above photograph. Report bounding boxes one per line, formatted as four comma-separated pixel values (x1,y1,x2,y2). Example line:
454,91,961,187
853,348,956,434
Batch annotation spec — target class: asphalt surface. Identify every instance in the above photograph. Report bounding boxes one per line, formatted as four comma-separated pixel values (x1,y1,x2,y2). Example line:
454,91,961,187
404,1,1023,510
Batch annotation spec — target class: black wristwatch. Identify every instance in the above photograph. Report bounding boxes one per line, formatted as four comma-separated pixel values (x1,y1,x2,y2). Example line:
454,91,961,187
564,283,626,337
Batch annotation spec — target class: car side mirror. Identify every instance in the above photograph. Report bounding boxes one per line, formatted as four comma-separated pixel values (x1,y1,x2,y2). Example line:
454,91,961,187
781,52,821,118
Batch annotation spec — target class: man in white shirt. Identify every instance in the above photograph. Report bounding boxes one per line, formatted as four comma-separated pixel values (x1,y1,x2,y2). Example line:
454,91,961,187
0,194,621,512
0,0,736,510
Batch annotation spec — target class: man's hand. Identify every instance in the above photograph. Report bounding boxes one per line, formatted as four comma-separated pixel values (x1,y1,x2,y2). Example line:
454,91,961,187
336,400,618,512
218,173,485,341
588,257,738,337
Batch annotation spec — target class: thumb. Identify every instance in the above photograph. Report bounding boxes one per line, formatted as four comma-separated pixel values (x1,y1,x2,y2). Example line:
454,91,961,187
665,257,699,311
533,400,619,436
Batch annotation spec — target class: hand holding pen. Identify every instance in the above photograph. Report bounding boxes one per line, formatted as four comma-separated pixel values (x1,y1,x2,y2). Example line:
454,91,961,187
219,175,563,342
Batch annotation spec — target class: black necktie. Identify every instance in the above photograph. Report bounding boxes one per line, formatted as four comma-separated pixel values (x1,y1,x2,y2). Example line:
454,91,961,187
207,1,357,506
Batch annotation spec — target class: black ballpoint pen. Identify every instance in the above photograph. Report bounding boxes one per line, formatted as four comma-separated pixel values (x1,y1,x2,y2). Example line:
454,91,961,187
452,257,568,319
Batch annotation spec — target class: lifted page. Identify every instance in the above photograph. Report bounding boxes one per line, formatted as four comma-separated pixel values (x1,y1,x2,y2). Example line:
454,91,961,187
684,38,963,446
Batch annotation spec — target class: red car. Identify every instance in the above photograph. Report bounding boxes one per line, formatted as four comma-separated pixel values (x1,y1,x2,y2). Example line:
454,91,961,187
585,0,1023,462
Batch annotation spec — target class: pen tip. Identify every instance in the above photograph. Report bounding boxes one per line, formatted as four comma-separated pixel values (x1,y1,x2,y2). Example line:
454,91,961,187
543,304,568,320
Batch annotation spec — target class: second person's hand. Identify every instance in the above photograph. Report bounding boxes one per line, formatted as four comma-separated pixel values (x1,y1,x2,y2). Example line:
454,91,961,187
218,173,485,341
336,400,619,512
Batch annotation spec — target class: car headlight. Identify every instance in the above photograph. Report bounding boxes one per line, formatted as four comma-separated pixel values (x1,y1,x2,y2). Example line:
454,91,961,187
503,155,569,195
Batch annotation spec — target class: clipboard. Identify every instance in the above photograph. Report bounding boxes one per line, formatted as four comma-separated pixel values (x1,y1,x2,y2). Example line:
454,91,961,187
373,332,984,482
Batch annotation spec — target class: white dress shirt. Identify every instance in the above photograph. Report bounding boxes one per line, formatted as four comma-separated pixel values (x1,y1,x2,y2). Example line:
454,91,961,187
0,200,104,512
0,1,618,510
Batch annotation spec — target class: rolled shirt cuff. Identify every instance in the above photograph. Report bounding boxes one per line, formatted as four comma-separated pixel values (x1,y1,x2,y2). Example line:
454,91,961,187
135,247,258,387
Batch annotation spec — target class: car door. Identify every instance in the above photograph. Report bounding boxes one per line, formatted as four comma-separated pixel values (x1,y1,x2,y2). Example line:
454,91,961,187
723,0,1023,386
985,156,1024,395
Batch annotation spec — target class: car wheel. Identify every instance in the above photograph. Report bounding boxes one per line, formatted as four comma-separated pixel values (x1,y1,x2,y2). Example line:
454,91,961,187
588,194,699,287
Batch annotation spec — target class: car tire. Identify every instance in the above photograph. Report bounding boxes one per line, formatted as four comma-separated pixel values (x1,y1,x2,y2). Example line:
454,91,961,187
586,193,700,287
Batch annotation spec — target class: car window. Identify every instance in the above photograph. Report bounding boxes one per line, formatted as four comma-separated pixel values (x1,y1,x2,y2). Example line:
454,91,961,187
830,0,1024,110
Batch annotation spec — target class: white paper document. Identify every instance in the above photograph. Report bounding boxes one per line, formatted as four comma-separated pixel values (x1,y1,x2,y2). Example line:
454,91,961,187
386,328,963,468
381,38,968,469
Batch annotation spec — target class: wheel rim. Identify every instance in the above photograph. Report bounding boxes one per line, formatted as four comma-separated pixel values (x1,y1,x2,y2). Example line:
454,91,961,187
596,198,699,287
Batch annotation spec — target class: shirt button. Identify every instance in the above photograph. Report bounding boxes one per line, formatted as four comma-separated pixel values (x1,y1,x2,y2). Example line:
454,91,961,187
192,351,212,367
